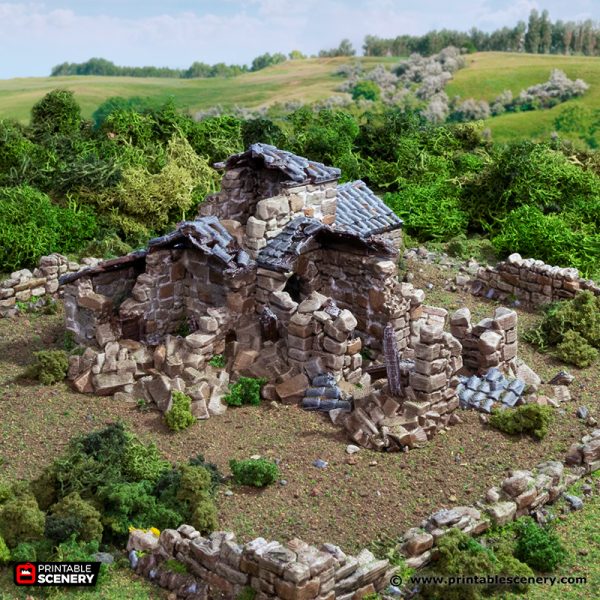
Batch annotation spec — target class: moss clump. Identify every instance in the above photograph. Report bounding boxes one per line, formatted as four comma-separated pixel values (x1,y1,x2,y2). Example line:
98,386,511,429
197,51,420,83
556,330,598,368
489,404,553,440
164,391,196,431
10,542,37,562
47,492,103,543
230,458,279,488
236,587,257,600
0,490,45,547
28,349,69,385
513,517,567,572
224,377,266,407
176,465,218,534
163,559,188,574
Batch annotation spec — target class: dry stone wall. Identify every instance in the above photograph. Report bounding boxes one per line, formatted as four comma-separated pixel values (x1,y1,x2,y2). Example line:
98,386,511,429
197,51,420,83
474,253,600,306
0,253,97,318
399,428,600,569
127,527,392,600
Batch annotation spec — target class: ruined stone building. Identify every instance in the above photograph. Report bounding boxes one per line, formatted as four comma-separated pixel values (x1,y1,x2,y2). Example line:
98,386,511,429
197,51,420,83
61,144,525,451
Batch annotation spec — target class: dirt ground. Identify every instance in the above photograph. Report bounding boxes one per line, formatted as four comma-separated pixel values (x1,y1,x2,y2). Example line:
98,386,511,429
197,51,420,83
0,259,597,554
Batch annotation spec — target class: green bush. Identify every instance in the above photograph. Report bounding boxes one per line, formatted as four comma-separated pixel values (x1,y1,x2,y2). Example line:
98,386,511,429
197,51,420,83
419,528,530,599
0,536,9,564
28,349,69,385
236,587,257,600
229,458,280,488
489,404,553,440
0,491,45,548
524,292,600,364
47,492,103,543
164,391,196,432
30,89,82,141
189,454,224,493
10,542,37,563
0,478,11,504
514,517,567,572
224,377,266,407
556,330,599,368
208,354,226,368
352,81,381,102
123,439,170,483
163,559,188,574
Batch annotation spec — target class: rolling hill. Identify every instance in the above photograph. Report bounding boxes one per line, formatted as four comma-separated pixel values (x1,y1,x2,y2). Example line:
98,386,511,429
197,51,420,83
0,52,598,143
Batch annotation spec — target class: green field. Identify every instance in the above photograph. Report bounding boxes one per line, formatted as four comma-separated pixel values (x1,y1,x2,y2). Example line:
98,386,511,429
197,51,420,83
447,52,600,143
0,57,398,122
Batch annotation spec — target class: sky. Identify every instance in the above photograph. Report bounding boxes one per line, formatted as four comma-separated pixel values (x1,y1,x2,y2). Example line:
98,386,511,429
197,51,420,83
0,1,597,79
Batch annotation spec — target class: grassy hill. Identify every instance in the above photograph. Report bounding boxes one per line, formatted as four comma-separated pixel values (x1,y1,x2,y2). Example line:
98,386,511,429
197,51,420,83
447,52,600,143
0,57,397,122
0,53,598,144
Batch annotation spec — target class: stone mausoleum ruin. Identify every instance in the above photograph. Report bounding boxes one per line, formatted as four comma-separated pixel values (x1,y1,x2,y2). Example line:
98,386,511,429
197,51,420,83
62,144,528,451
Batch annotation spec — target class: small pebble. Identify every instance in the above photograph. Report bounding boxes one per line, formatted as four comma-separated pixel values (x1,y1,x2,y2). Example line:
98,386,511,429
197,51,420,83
279,479,288,486
346,444,360,454
313,459,328,469
224,490,233,497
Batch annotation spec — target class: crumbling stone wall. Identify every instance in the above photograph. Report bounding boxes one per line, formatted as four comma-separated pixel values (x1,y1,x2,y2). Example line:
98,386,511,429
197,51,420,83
127,527,392,600
245,182,338,259
0,254,96,318
341,322,462,451
474,253,600,306
450,306,518,375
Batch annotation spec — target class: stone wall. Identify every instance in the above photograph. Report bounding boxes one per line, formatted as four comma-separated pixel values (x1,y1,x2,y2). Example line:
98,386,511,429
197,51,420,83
399,428,600,569
127,527,392,600
449,306,518,375
0,254,96,318
474,253,600,306
245,182,337,259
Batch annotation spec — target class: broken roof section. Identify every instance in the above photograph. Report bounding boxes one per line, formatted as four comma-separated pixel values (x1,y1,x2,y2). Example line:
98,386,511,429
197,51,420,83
257,216,396,272
215,143,341,186
335,180,403,237
60,216,252,285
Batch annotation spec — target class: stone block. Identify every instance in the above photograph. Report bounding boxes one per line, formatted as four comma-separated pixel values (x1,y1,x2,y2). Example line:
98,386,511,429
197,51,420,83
276,374,309,403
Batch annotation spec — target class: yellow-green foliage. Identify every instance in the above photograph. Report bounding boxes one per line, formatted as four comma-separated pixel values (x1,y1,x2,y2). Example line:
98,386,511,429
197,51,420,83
28,349,69,385
164,391,196,432
556,330,599,368
95,134,218,239
0,536,9,564
47,492,103,543
176,465,217,534
0,491,45,548
489,404,553,440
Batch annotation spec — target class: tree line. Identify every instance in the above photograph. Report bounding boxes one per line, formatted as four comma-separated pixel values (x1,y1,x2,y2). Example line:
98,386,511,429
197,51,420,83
50,52,292,79
363,10,600,56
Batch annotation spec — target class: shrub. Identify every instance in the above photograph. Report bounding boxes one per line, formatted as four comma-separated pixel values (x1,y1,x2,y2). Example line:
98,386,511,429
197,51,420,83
123,439,170,483
514,517,567,572
556,330,598,368
28,350,69,385
229,458,280,488
10,542,37,563
0,478,11,504
189,497,219,534
0,491,45,547
524,292,600,359
0,536,9,564
352,81,381,102
164,559,188,574
30,89,82,140
489,404,553,440
224,377,266,407
164,391,196,431
48,492,103,543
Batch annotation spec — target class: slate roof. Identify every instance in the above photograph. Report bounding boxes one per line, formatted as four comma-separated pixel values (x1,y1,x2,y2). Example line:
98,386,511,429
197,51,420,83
334,180,403,236
60,217,252,284
215,143,341,186
257,217,396,272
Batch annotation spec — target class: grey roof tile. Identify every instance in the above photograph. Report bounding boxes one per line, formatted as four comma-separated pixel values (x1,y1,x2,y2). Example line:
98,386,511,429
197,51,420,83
217,143,341,185
334,180,403,237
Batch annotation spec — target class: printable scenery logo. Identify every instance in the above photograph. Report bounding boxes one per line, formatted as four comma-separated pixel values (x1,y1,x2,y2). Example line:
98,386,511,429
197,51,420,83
14,562,100,586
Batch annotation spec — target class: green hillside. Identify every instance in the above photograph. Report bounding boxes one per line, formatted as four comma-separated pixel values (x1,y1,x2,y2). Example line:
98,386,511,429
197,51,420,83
447,52,600,143
0,57,397,122
0,53,598,143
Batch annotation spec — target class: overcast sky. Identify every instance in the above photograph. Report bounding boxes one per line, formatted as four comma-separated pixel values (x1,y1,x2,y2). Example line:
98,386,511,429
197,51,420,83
0,1,597,79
